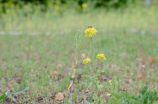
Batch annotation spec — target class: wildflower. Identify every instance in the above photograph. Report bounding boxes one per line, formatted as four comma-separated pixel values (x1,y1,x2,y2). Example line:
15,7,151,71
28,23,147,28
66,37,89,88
82,58,91,64
24,4,27,8
108,80,112,83
96,54,106,60
55,5,59,11
81,3,87,8
85,27,97,37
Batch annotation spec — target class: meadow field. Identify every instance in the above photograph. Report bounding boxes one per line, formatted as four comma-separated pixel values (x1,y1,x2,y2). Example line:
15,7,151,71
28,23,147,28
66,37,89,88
0,2,158,104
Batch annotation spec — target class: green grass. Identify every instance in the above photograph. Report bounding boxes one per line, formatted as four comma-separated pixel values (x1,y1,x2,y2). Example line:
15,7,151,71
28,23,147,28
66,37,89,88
0,6,158,104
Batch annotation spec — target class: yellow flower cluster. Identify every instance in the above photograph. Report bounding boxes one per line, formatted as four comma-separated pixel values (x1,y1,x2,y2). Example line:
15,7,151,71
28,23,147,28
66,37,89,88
96,54,106,60
81,3,87,8
82,58,91,64
85,27,97,37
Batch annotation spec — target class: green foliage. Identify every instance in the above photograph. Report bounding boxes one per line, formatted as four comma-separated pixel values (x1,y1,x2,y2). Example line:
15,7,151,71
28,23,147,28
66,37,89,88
138,86,157,104
110,86,157,104
0,0,137,12
92,0,136,8
0,94,6,100
0,87,30,102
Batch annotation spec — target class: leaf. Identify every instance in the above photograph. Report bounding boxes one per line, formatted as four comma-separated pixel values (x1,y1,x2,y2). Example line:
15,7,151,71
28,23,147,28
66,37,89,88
90,76,98,81
142,89,157,104
9,87,30,95
32,101,36,104
85,101,91,104
71,71,75,79
0,94,6,100
98,99,101,104
55,92,64,100
123,87,129,91
68,67,75,90
97,70,105,73
97,84,103,90
140,86,148,96
68,80,73,90
0,87,30,102
136,74,143,80
111,92,120,99
116,76,119,81
87,95,93,103
5,90,10,95
148,57,156,62
107,93,111,97
148,92,157,104
7,95,17,102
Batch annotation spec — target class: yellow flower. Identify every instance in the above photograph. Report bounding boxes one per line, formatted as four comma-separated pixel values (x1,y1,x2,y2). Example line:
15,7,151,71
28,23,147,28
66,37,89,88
88,33,92,37
85,27,97,37
55,5,59,11
108,80,112,83
82,58,91,64
96,54,106,60
81,3,87,8
24,4,27,8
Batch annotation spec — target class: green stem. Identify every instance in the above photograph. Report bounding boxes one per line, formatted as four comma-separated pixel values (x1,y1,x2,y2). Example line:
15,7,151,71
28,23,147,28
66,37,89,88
90,37,93,74
91,37,93,56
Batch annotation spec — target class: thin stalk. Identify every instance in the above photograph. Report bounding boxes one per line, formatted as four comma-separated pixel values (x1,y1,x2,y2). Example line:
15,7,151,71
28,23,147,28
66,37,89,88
91,37,93,56
90,37,94,74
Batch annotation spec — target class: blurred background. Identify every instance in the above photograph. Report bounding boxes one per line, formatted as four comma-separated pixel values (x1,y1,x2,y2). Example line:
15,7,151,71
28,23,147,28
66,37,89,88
0,0,158,34
0,1,158,103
